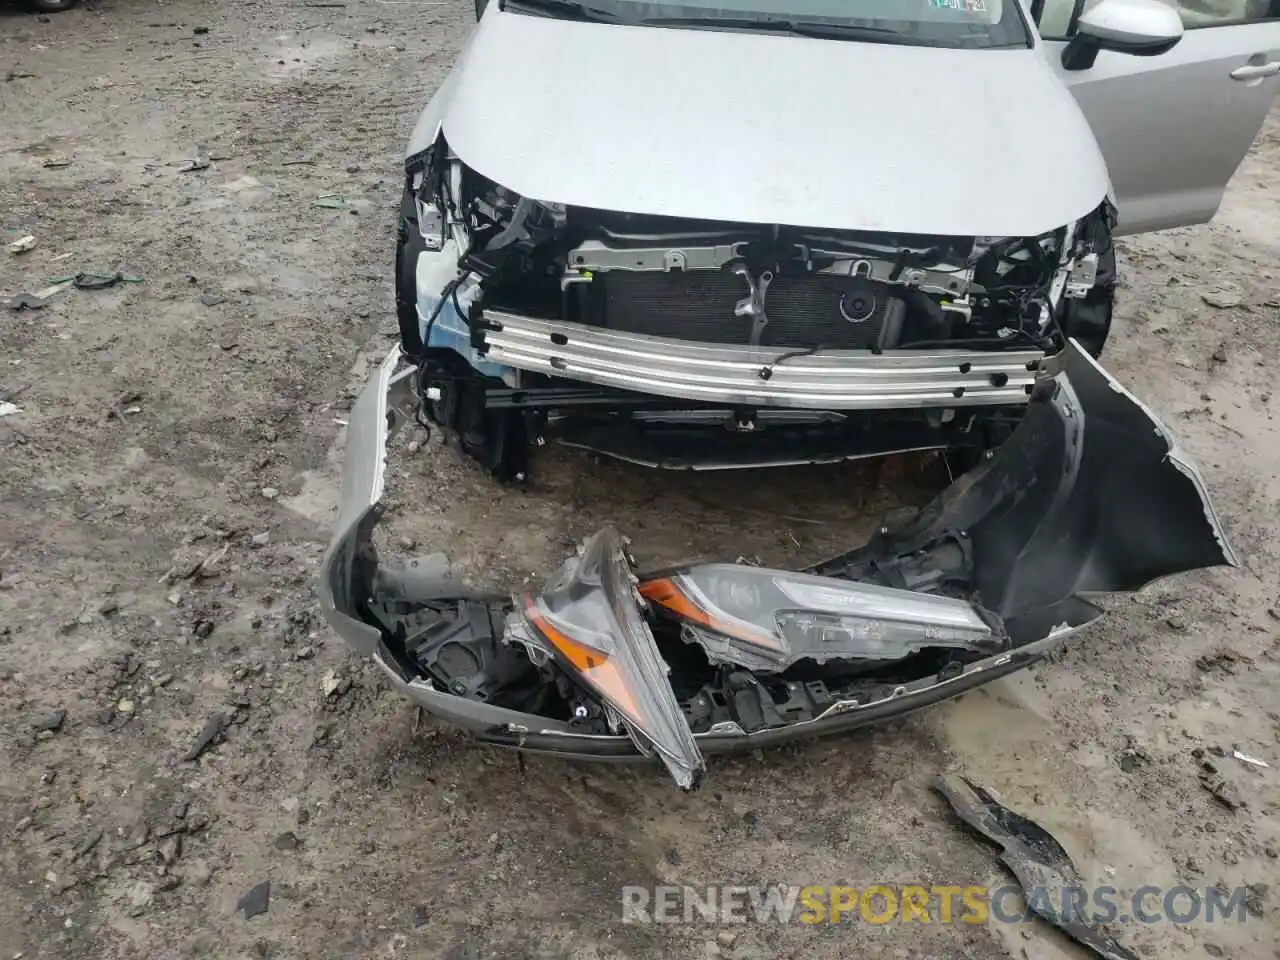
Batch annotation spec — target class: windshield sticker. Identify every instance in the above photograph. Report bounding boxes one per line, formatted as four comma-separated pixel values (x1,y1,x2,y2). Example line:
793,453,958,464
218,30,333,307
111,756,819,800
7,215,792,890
929,0,988,11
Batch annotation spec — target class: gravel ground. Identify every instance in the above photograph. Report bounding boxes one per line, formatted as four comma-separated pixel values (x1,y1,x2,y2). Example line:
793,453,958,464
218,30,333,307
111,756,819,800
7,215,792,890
2,3,1279,958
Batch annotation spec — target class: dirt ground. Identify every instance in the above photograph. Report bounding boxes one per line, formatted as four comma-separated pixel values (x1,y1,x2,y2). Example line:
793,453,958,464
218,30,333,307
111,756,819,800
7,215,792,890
2,3,1279,958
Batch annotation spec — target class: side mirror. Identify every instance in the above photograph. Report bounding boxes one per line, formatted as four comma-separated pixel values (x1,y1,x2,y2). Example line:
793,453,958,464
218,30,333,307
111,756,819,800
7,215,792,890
1062,0,1183,71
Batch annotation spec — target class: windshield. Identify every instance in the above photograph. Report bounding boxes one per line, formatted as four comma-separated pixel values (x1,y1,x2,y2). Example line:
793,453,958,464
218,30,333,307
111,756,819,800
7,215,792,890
506,0,1033,48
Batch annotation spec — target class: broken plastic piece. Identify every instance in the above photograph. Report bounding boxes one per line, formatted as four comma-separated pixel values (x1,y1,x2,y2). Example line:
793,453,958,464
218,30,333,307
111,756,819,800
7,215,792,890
1233,749,1269,769
8,294,46,311
46,272,145,290
934,774,1138,960
236,880,270,920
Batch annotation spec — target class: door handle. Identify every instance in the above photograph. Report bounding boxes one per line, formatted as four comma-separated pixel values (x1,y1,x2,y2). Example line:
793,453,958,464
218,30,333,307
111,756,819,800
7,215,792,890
1231,61,1280,82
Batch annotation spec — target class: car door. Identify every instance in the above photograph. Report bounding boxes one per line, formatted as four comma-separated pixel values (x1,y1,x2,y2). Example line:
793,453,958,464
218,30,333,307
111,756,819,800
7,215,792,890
1034,0,1280,235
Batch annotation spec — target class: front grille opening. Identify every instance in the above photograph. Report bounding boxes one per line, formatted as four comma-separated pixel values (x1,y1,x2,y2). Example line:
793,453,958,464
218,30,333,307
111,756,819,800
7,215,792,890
586,270,890,349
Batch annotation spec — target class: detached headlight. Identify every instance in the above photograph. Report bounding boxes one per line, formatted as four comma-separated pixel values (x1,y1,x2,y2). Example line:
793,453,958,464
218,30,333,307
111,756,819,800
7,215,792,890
640,565,1002,673
505,528,703,789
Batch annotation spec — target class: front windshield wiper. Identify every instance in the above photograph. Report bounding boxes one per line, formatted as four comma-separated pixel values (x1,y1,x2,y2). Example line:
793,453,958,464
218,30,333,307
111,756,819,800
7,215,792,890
639,16,976,46
502,0,628,23
502,1,1000,46
782,21,970,45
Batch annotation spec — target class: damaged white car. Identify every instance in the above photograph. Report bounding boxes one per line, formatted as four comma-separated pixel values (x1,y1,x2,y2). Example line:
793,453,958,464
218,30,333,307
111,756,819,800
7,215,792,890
396,0,1280,476
315,0,1269,787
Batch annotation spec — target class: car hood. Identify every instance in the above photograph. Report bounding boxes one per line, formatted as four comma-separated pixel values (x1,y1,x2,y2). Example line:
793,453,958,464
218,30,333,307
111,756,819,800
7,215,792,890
428,10,1111,237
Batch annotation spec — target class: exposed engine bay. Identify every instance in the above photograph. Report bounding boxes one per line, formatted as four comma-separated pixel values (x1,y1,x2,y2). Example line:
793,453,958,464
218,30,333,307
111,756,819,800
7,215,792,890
319,339,1237,789
395,137,1119,480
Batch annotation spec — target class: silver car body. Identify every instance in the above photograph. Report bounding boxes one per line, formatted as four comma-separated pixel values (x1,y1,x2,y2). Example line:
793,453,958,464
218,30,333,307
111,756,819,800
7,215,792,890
412,12,1109,237
409,3,1280,237
316,7,1264,778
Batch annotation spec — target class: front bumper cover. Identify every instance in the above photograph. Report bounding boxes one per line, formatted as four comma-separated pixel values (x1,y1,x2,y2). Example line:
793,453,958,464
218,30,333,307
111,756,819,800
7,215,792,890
318,340,1236,788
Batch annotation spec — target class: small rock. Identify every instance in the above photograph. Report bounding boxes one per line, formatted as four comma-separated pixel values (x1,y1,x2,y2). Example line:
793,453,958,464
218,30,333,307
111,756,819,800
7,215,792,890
273,831,300,851
6,235,36,255
98,598,119,616
14,816,33,833
320,669,342,698
168,801,189,820
157,835,183,865
251,532,270,547
358,839,376,855
125,823,150,849
665,847,681,866
1203,290,1243,309
716,930,738,947
183,713,229,761
183,859,213,887
398,536,417,551
296,808,311,826
53,875,78,895
155,875,181,893
260,487,279,500
1211,344,1228,364
1265,845,1277,859
127,881,155,910
1165,615,1188,631
72,829,102,860
194,620,215,639
1199,773,1245,811
1204,945,1224,957
153,673,173,688
412,904,429,928
116,698,135,715
1245,883,1267,918
193,26,210,35
32,710,66,733
1117,744,1150,773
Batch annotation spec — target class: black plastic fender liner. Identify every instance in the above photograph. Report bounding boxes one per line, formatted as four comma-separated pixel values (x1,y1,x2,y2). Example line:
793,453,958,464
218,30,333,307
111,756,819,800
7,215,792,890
396,186,427,356
814,341,1238,625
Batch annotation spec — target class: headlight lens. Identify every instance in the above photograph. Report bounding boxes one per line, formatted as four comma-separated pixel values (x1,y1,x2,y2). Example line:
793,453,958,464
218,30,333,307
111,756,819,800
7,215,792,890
640,565,1000,673
505,528,703,789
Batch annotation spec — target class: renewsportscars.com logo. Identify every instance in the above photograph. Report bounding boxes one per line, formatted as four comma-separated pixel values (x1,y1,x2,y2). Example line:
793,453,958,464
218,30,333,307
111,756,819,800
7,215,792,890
621,884,1258,926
